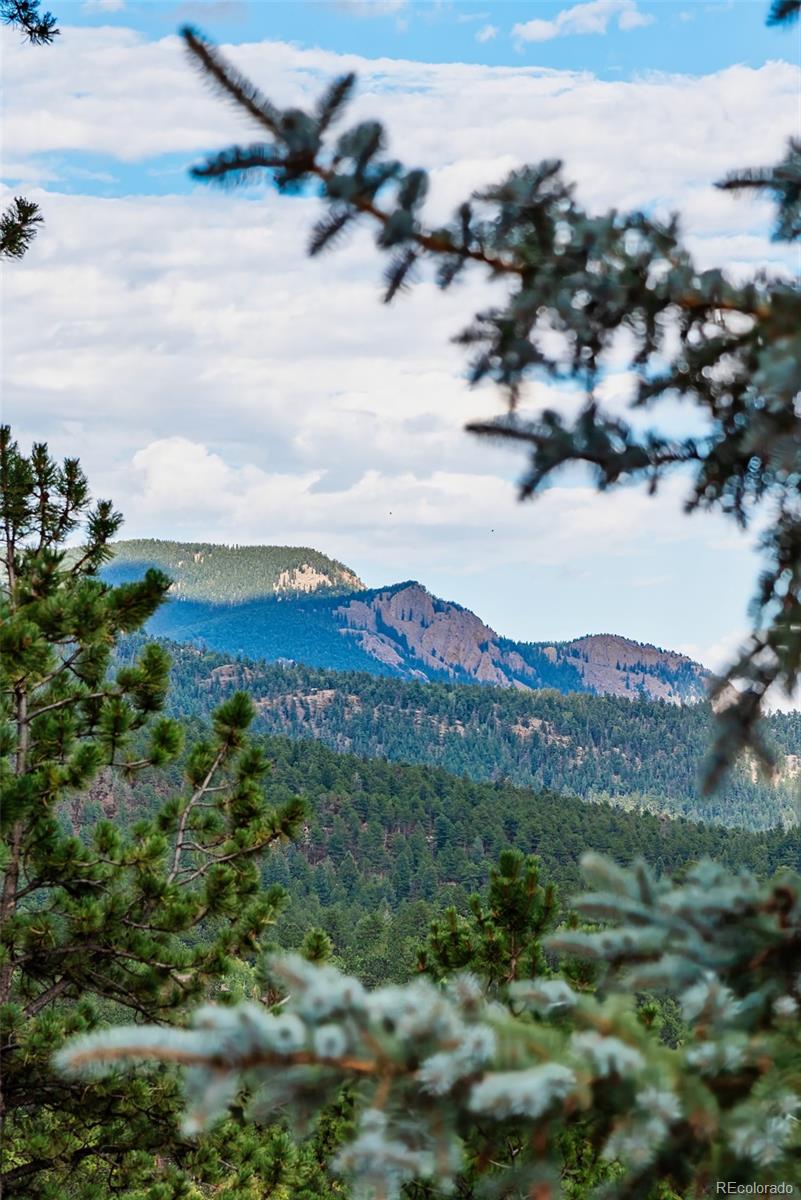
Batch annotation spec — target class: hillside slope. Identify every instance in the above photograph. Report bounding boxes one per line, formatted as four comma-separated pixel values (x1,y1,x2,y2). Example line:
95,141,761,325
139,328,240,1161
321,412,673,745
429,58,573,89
87,721,800,981
147,641,801,831
110,541,709,701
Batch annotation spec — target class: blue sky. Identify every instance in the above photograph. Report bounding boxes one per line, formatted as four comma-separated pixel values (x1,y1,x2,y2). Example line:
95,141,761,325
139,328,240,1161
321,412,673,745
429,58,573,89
56,0,795,79
2,0,800,671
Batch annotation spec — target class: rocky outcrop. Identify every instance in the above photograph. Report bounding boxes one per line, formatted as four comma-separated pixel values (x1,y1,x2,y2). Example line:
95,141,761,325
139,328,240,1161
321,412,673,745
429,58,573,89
334,584,708,702
540,633,709,702
336,584,512,686
276,564,362,594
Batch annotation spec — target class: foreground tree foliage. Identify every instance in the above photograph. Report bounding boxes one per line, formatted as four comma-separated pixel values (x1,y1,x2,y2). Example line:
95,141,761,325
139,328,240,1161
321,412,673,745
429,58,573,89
177,0,801,793
59,853,801,1198
0,428,324,1197
0,196,44,261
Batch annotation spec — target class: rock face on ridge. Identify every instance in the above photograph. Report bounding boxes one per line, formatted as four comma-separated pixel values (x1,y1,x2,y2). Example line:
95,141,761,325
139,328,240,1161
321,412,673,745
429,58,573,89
545,633,708,703
336,584,511,686
334,583,709,702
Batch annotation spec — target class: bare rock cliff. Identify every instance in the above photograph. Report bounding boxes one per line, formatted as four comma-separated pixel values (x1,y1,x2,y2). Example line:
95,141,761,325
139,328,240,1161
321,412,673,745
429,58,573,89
335,585,708,701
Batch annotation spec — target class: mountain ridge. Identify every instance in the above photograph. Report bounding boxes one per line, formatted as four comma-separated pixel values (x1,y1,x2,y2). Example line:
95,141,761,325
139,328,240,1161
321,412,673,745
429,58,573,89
106,541,710,703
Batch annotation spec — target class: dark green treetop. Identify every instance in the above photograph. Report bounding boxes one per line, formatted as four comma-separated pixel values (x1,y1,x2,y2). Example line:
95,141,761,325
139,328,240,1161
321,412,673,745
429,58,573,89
0,427,309,1197
178,0,801,798
0,197,44,260
419,849,557,991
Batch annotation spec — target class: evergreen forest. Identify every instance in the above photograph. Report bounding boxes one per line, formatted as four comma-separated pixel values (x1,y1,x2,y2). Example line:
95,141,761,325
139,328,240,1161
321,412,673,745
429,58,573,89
147,639,801,831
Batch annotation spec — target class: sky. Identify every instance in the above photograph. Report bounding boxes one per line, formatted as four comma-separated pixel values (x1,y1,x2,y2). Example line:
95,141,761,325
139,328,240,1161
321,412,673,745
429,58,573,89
2,0,800,671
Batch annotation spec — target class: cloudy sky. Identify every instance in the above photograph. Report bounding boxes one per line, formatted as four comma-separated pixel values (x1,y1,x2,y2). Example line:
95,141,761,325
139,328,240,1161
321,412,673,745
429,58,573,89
2,0,800,667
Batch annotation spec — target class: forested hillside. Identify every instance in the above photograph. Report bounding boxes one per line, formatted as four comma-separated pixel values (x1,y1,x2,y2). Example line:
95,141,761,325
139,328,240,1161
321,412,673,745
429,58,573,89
128,638,801,831
82,728,799,985
103,539,364,601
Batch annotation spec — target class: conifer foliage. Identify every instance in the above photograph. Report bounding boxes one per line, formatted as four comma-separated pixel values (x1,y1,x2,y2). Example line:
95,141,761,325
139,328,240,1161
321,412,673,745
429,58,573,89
1,0,58,46
419,849,557,990
0,428,307,1196
0,197,44,261
178,0,801,793
58,853,801,1198
0,1,58,259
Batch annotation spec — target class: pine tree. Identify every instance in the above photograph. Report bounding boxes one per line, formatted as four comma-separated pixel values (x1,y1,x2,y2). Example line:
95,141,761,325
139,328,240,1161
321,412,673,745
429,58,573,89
0,428,319,1197
419,849,556,989
416,851,623,1199
175,0,801,793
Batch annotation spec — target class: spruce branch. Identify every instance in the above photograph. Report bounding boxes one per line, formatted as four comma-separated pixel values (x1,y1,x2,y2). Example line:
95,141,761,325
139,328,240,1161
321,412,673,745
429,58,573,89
767,0,801,24
182,25,282,134
717,137,801,241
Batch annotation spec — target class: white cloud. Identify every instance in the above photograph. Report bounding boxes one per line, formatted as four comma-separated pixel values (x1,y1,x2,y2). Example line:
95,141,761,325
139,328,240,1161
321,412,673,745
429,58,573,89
123,435,724,583
3,28,796,237
513,0,653,44
82,0,126,12
475,24,497,43
2,26,795,644
676,630,747,674
617,3,651,29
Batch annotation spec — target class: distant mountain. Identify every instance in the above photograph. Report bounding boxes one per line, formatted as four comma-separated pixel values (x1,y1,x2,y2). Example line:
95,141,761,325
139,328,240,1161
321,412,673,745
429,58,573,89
335,585,709,702
106,543,709,703
104,539,364,601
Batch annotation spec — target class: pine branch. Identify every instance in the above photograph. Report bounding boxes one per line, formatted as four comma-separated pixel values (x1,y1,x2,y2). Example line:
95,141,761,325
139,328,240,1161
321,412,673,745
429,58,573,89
23,976,69,1017
26,688,110,721
168,744,228,882
1,0,58,44
0,197,44,260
